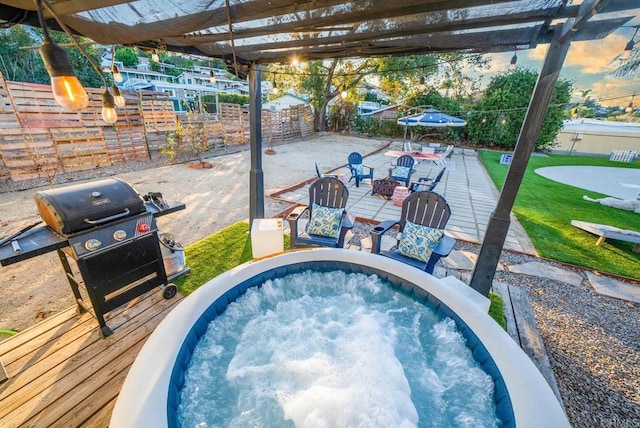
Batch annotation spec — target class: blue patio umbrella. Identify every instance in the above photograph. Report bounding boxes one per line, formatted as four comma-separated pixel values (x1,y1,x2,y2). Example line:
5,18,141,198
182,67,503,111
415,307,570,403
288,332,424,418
397,108,466,127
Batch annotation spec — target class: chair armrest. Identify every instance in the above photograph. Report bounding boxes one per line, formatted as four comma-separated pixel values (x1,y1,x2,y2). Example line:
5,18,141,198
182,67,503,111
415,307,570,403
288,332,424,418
417,175,433,183
286,206,308,249
286,205,308,223
424,236,455,274
370,220,399,254
336,211,355,247
341,211,355,230
433,235,455,257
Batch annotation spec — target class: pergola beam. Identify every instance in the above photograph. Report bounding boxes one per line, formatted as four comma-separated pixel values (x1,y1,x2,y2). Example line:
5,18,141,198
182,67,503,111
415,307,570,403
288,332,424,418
248,63,264,225
469,25,574,296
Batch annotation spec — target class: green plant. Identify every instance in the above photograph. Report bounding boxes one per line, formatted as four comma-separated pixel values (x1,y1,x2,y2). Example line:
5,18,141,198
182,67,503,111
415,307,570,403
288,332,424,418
162,106,211,166
353,116,402,137
488,292,507,330
218,93,250,105
468,70,571,150
174,222,291,295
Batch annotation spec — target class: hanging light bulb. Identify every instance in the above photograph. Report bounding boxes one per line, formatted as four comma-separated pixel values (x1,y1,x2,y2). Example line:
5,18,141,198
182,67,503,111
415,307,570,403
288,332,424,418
152,49,160,63
112,84,125,107
209,69,217,84
272,78,279,95
36,0,88,111
340,84,348,99
501,114,507,125
101,89,118,123
509,47,518,72
626,94,635,113
481,117,487,124
418,76,426,93
111,64,123,82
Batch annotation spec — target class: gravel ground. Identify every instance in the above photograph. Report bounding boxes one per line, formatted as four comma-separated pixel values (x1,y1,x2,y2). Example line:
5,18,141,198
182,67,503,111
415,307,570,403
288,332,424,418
351,220,640,427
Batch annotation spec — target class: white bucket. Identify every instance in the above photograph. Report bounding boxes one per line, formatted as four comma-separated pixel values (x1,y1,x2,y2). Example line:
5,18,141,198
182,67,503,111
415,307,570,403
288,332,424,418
159,233,186,276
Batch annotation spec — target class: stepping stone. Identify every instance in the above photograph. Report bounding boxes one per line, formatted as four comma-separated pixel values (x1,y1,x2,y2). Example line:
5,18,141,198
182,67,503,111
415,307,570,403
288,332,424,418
507,262,583,286
585,271,640,304
442,249,504,271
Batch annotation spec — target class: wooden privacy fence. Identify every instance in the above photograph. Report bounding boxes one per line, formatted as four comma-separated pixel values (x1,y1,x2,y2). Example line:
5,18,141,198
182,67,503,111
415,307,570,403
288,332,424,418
0,74,315,184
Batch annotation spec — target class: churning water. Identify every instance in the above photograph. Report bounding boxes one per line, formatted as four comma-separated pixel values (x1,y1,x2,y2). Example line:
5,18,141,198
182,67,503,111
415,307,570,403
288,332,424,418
178,270,499,427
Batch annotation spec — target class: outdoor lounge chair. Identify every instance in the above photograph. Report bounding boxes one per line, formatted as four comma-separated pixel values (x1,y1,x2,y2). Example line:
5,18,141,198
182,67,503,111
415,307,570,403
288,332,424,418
286,177,354,248
388,154,416,186
347,152,374,187
409,167,447,193
315,162,338,179
370,191,455,274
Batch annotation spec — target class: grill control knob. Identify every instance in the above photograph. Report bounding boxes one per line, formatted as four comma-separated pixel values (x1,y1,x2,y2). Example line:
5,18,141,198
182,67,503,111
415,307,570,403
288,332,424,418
113,230,127,241
85,239,102,251
91,191,102,198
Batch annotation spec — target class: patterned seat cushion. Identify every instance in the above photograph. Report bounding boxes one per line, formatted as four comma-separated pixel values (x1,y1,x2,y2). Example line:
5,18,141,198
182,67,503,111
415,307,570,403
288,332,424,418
394,166,410,178
307,203,343,238
397,220,444,262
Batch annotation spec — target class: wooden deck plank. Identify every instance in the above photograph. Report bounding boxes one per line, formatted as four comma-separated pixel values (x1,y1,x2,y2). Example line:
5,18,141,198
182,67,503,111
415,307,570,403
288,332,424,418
80,397,116,428
0,291,177,413
0,289,183,426
507,285,564,407
0,291,164,399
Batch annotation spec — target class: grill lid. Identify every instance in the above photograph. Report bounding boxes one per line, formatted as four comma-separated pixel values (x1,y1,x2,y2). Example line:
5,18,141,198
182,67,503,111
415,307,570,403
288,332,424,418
34,178,145,236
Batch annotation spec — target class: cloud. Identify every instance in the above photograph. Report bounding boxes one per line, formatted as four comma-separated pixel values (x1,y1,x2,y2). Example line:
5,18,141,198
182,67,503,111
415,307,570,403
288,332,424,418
590,78,638,106
527,34,627,74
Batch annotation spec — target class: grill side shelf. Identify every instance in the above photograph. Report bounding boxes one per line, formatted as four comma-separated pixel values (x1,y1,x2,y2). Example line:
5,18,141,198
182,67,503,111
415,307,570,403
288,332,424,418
0,226,67,266
144,201,185,217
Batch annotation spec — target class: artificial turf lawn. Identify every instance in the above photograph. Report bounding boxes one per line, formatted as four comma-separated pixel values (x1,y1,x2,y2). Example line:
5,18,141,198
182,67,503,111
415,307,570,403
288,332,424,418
173,221,290,295
478,150,640,279
173,220,507,326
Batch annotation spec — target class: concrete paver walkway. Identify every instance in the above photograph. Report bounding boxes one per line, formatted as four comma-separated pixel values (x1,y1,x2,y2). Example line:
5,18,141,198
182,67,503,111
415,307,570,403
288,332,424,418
272,140,639,304
273,142,536,254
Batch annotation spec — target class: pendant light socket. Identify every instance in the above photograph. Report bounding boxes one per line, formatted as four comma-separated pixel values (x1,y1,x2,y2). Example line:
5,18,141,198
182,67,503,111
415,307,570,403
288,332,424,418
39,38,89,111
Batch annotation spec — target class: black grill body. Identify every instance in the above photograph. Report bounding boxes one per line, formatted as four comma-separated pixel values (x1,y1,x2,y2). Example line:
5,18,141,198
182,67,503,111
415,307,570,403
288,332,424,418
0,178,185,338
34,178,145,236
62,211,168,337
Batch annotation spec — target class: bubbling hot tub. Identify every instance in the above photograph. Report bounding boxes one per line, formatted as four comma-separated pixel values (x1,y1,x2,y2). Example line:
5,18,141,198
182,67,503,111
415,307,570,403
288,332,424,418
110,249,569,427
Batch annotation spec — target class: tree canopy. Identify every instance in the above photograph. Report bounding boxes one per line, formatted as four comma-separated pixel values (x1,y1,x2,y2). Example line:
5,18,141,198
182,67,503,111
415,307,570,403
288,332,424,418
467,69,572,150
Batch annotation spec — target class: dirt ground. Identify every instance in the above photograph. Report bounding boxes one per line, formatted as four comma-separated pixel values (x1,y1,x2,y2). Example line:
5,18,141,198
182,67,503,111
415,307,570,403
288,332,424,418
0,133,391,333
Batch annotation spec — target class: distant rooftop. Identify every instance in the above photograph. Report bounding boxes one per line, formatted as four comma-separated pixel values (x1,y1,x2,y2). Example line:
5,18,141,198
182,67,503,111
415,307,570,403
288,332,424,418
562,119,640,134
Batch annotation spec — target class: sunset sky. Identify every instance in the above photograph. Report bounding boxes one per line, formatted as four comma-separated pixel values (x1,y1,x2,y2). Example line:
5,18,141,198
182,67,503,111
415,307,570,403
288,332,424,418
482,13,640,109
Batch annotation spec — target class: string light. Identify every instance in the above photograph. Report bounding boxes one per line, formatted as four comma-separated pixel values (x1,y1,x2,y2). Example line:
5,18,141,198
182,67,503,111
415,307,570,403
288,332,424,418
112,84,125,107
272,74,279,94
36,0,89,111
152,49,160,62
626,93,635,113
111,63,123,82
509,46,518,72
340,83,348,99
101,89,117,123
418,75,426,92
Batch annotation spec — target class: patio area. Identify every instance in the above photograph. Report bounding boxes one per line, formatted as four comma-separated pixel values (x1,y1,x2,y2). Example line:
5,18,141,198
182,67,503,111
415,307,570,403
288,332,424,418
271,142,535,255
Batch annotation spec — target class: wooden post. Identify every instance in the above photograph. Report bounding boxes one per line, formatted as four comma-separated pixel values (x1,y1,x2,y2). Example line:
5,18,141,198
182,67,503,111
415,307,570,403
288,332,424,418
249,63,264,225
470,26,573,296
